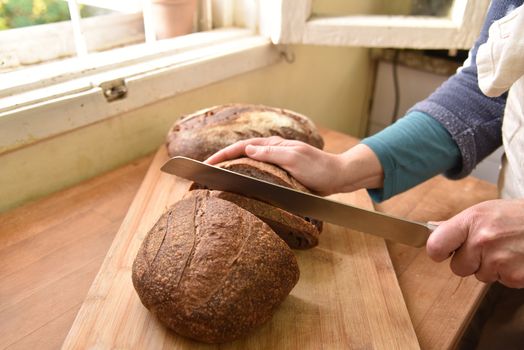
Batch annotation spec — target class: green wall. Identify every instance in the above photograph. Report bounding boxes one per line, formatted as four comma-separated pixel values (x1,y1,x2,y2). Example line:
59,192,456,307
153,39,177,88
0,44,374,212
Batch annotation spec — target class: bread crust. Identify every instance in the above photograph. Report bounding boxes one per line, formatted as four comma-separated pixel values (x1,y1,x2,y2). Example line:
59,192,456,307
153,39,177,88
166,104,324,160
218,157,310,193
132,192,300,343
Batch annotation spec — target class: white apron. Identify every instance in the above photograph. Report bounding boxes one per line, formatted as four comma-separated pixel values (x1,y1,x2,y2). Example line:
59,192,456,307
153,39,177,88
477,4,524,199
474,6,524,350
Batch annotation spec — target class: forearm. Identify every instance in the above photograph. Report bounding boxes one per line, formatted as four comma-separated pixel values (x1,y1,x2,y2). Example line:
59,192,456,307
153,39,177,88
359,111,461,202
335,144,384,193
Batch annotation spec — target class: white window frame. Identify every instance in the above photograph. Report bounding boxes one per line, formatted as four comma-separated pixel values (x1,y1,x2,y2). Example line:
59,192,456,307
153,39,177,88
260,0,491,49
0,0,281,153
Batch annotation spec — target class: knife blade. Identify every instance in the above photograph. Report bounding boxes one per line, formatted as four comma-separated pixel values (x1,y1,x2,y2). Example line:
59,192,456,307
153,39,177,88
161,156,433,247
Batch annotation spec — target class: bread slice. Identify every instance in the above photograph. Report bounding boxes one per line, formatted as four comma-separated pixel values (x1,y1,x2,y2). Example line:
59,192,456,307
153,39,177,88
218,157,310,192
217,158,323,233
132,192,299,343
189,158,323,249
166,104,324,161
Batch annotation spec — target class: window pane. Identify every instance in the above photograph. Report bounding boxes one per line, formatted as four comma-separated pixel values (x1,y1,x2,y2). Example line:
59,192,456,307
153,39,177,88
411,0,454,16
0,0,146,73
78,0,141,14
311,0,454,17
0,0,71,30
149,0,199,40
0,0,213,75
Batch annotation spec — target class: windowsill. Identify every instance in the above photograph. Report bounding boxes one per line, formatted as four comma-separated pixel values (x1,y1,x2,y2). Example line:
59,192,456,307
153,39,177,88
0,29,281,154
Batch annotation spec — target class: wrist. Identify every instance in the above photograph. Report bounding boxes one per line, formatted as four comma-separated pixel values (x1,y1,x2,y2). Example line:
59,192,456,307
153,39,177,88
337,144,384,193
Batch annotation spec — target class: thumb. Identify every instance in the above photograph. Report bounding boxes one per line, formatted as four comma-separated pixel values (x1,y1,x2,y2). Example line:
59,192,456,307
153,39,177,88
426,217,468,262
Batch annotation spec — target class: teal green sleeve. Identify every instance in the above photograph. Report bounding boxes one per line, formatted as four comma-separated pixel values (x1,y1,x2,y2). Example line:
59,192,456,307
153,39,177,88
361,111,461,202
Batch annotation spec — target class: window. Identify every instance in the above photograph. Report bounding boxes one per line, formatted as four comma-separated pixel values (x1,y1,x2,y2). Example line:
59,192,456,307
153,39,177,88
0,0,491,154
260,0,490,49
0,0,147,73
0,0,280,153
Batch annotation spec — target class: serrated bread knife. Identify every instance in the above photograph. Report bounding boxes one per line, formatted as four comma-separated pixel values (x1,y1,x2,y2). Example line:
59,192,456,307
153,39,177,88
161,156,435,247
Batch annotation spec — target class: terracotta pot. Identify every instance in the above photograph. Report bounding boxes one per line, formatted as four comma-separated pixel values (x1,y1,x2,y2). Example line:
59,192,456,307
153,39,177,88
152,0,197,39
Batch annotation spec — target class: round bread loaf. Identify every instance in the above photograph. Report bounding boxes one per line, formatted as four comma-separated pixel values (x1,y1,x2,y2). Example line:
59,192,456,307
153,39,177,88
166,103,324,160
132,192,300,343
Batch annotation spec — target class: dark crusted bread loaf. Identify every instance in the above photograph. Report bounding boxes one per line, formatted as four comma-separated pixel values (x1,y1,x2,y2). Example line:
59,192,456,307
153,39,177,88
185,189,319,249
166,104,324,160
132,192,300,343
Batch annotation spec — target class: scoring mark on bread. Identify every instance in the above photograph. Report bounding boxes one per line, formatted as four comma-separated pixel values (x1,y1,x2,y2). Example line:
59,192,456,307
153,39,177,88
150,210,171,269
174,195,203,290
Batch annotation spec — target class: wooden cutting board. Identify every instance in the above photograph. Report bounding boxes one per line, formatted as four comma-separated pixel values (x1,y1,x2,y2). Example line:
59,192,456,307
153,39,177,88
63,131,419,349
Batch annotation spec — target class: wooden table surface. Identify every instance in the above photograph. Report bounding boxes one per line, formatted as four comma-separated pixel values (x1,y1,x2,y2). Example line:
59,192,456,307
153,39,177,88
62,133,419,349
0,132,498,350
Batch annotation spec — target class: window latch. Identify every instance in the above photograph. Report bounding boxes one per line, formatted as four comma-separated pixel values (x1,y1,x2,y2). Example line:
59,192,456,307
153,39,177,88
100,79,128,102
